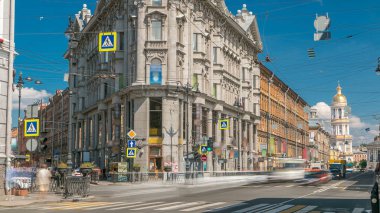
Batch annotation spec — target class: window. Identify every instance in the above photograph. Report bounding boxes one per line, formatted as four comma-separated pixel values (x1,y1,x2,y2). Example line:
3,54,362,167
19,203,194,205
151,19,162,41
152,0,161,6
192,33,198,51
149,146,162,156
178,24,183,43
150,98,162,136
213,47,218,64
212,83,217,98
192,74,199,91
119,32,124,50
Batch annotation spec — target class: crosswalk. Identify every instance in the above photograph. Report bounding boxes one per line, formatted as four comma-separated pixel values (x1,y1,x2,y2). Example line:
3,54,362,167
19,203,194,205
0,201,370,212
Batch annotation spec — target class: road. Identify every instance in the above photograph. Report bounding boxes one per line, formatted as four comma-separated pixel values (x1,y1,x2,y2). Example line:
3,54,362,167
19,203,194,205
0,171,374,213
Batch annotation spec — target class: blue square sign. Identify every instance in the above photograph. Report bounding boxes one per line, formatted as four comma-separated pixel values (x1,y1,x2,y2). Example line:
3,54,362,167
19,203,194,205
127,140,136,148
24,119,39,137
126,148,137,158
98,32,117,52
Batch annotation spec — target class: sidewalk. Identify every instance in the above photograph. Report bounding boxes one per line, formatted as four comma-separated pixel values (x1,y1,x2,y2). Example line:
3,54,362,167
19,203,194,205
0,192,62,207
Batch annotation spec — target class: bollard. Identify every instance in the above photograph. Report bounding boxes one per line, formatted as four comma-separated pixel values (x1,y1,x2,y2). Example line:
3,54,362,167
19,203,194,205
371,181,380,213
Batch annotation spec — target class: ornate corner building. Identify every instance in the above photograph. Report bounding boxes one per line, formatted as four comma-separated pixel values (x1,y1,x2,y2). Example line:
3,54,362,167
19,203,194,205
330,83,353,162
65,1,263,172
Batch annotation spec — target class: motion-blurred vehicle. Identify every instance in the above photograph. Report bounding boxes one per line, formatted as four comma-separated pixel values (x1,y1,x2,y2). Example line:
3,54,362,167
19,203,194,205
269,158,306,182
303,169,332,185
329,159,346,179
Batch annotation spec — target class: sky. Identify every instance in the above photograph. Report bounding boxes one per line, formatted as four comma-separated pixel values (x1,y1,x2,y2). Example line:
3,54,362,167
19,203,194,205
10,0,380,145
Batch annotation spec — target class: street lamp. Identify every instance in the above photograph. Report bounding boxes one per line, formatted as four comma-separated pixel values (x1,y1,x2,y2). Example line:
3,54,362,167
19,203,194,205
375,57,380,75
15,72,42,165
176,81,199,176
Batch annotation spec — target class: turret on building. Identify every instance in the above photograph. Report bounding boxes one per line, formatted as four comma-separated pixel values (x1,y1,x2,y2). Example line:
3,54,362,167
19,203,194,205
330,83,353,162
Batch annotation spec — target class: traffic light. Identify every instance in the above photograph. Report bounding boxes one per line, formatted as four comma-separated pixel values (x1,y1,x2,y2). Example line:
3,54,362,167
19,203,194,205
39,137,47,151
207,138,213,152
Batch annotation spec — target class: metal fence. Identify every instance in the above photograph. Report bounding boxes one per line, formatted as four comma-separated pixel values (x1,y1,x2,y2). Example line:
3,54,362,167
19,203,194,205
63,176,91,198
108,171,266,184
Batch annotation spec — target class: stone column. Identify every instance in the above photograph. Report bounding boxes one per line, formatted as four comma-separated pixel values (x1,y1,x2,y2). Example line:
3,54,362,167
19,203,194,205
134,2,146,85
253,124,259,170
133,97,149,172
100,110,107,169
248,123,254,170
207,109,213,172
178,101,184,172
167,1,177,85
93,114,99,165
214,111,221,171
242,121,248,171
238,119,242,171
163,98,180,171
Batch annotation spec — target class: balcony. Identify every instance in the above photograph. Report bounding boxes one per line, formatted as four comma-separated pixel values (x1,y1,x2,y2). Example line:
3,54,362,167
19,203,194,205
145,41,167,50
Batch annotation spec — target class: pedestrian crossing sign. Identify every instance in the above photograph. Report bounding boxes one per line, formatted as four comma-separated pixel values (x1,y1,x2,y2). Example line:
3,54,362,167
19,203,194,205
126,148,137,158
24,119,39,137
219,119,229,130
98,32,117,52
201,146,207,154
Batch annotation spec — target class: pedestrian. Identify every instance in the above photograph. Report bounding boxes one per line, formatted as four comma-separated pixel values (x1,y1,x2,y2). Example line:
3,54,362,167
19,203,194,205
36,164,51,199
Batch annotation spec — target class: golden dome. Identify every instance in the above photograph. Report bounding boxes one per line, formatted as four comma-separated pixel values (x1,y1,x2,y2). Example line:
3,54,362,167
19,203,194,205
333,83,347,103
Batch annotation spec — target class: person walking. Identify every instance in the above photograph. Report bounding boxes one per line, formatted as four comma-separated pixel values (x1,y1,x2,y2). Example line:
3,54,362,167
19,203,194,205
36,164,51,199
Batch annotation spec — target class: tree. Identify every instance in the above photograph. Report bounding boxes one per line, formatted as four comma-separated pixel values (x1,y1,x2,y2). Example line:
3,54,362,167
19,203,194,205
359,159,367,169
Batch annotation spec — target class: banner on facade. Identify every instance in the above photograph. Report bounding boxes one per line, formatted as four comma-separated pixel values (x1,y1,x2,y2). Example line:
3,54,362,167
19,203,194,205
269,136,275,154
150,64,162,85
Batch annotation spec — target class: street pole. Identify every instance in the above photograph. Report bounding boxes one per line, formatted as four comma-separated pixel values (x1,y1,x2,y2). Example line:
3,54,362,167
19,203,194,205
267,74,273,171
16,73,24,158
60,92,64,162
164,126,178,172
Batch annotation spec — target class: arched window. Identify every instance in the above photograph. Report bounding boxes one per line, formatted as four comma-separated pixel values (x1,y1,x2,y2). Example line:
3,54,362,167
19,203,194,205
152,0,161,6
150,58,162,85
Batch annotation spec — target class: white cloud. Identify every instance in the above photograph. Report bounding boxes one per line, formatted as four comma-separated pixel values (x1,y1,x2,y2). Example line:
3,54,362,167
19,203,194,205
312,102,331,120
350,116,366,129
12,87,51,110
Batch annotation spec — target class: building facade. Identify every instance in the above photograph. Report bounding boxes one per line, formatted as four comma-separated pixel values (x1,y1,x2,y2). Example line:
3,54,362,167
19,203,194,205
309,107,331,168
0,0,15,195
330,83,353,162
259,65,309,170
65,1,263,172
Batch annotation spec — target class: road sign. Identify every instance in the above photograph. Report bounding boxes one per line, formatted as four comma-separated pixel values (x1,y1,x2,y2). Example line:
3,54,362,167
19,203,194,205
26,139,38,152
24,119,39,137
25,154,30,162
126,148,137,158
201,146,207,154
219,119,229,130
201,155,207,162
127,140,136,148
98,32,117,52
127,130,137,139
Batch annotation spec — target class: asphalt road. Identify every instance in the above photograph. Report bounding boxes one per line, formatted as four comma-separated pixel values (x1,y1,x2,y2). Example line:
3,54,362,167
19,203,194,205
0,171,374,213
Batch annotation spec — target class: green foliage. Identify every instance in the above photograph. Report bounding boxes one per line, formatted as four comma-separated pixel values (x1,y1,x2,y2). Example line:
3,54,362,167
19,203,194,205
359,160,367,168
80,162,95,168
57,162,68,168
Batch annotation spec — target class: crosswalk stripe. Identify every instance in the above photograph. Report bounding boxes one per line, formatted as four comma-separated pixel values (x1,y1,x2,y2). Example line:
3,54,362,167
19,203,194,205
294,205,317,213
352,208,365,213
42,202,110,210
156,202,205,210
280,205,306,213
256,204,285,213
205,202,246,212
107,202,163,211
263,205,294,213
131,202,182,210
285,185,294,188
180,202,226,212
232,204,269,213
86,202,142,210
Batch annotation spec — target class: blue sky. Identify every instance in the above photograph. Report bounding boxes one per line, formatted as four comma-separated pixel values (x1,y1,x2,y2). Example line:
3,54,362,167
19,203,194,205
12,0,380,144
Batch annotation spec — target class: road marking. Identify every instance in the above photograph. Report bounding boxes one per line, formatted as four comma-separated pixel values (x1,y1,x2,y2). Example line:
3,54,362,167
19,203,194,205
256,204,286,213
113,188,176,197
232,204,268,213
86,202,142,210
156,202,205,210
285,185,294,188
279,205,306,213
180,202,225,211
42,202,111,210
352,208,365,213
294,205,317,213
131,202,183,210
263,205,294,213
205,202,246,212
107,202,163,210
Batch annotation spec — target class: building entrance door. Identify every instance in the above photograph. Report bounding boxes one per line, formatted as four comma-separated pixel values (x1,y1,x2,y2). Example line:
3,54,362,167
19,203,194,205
149,157,162,172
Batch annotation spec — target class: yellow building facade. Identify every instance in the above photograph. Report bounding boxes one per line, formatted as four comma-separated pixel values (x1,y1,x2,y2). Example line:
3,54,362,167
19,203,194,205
259,65,309,167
